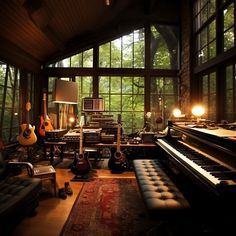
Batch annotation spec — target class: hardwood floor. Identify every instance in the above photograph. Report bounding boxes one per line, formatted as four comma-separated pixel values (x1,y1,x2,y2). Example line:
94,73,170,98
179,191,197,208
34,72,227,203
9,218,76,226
11,166,135,236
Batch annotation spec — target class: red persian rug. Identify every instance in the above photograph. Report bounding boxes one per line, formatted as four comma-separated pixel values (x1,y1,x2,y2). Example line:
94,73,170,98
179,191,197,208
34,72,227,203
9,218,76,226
60,178,156,236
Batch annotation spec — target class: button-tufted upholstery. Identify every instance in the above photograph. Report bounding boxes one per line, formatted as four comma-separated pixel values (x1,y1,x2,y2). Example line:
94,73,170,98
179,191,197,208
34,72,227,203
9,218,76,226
0,152,42,234
133,159,190,219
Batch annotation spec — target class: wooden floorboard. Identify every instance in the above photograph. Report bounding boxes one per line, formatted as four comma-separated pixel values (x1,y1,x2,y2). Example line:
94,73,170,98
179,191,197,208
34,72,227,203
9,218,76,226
11,167,135,236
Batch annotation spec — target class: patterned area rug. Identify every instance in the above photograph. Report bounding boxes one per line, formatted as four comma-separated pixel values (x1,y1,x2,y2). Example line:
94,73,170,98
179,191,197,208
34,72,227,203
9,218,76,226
60,178,156,236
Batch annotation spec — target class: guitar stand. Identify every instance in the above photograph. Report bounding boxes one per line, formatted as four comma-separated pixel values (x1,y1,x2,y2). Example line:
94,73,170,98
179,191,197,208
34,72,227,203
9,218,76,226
70,174,89,182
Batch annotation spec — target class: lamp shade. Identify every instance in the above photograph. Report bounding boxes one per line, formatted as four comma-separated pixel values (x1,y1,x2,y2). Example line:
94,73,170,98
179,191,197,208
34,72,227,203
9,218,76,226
53,80,78,104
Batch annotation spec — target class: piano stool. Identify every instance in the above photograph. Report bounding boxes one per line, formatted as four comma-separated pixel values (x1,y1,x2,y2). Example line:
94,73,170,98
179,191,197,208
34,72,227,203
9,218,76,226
133,159,190,219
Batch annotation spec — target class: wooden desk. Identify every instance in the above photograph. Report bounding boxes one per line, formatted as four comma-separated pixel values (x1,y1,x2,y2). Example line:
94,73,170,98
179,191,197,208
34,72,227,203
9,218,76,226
94,143,156,148
44,141,157,165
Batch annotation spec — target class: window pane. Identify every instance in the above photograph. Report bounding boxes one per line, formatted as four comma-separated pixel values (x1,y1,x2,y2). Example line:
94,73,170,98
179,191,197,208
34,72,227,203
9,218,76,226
99,77,110,94
226,65,233,89
122,77,132,94
71,53,82,67
83,49,93,67
151,25,178,69
110,95,121,110
111,39,121,68
111,77,121,94
224,28,234,51
122,95,133,111
122,34,133,68
99,42,111,67
133,77,144,94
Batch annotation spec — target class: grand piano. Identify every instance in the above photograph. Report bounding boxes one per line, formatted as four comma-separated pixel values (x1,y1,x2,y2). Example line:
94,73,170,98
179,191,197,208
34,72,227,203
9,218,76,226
155,120,236,225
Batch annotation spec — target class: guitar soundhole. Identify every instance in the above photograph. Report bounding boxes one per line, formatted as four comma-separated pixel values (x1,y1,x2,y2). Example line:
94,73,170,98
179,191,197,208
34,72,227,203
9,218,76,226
115,152,121,158
44,121,49,126
23,129,31,138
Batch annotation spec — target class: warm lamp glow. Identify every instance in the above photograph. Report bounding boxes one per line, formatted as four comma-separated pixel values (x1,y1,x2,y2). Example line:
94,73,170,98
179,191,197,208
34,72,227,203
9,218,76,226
191,105,205,117
69,116,75,123
145,112,152,119
172,108,182,118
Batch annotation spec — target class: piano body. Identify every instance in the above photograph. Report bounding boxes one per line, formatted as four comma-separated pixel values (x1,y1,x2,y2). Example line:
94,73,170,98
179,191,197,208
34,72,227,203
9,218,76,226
155,120,236,226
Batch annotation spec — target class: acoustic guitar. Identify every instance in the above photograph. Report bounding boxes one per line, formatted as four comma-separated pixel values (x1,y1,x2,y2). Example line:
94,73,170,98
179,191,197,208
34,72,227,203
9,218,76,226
38,93,54,137
71,115,91,176
108,114,129,171
18,102,37,146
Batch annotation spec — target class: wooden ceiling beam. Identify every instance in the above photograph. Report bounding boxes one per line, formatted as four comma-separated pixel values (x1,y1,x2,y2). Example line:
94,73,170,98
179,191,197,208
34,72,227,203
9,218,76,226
22,0,65,50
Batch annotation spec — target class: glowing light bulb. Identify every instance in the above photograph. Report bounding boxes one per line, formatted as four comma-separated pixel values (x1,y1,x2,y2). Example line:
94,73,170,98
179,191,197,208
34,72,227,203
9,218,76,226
172,108,182,118
191,105,205,117
69,117,75,123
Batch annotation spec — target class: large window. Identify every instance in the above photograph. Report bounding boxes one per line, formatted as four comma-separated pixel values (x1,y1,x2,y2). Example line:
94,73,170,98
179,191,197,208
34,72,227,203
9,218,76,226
99,29,145,68
223,2,235,51
99,76,144,134
194,0,216,65
202,72,216,121
193,0,236,122
46,25,179,133
0,62,20,143
225,64,236,121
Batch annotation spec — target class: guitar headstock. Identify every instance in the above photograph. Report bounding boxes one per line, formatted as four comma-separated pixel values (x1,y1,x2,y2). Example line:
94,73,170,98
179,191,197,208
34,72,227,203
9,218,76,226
43,93,46,101
26,102,31,111
80,115,85,127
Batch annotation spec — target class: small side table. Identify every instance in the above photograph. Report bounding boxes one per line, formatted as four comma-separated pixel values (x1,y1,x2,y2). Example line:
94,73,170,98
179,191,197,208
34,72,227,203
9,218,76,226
33,165,57,196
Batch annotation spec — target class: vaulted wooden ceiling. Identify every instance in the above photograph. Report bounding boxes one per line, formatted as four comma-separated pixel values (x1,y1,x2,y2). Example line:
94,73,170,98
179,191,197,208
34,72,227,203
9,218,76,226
0,0,179,72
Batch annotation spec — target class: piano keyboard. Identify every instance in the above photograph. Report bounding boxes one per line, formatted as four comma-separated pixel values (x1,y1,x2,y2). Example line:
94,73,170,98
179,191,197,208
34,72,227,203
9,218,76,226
156,139,236,188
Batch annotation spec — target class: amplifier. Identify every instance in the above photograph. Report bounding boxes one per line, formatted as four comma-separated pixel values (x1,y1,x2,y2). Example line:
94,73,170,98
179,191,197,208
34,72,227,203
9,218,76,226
84,129,101,143
63,130,80,141
140,132,155,143
101,134,115,143
46,129,68,141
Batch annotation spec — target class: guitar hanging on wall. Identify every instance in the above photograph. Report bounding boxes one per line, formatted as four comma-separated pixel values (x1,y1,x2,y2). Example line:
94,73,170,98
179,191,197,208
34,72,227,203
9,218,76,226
38,92,54,137
108,114,129,171
71,115,91,177
18,102,37,146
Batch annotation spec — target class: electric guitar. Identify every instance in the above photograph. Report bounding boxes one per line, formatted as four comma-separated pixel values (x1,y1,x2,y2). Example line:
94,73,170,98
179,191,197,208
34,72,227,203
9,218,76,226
71,115,91,176
108,114,129,171
38,93,54,137
18,102,37,146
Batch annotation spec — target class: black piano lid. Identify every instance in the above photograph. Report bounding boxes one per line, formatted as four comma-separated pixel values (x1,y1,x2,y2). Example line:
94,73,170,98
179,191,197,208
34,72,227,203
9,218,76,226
169,122,236,158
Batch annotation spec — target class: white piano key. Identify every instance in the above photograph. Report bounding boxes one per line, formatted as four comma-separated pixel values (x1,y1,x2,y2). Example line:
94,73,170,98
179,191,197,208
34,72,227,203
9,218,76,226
157,139,221,186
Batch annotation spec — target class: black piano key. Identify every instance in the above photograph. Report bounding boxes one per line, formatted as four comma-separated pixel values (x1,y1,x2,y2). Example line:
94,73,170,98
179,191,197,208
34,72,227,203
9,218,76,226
210,171,236,180
203,165,230,172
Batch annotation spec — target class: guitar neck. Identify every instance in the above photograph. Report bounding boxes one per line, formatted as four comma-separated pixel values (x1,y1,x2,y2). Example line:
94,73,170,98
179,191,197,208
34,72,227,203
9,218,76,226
79,125,83,155
26,109,30,129
43,93,47,120
117,124,121,152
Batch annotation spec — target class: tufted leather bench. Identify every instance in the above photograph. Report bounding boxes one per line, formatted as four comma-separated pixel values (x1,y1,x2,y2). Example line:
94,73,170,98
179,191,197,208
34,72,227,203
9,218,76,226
0,151,42,234
133,159,190,219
